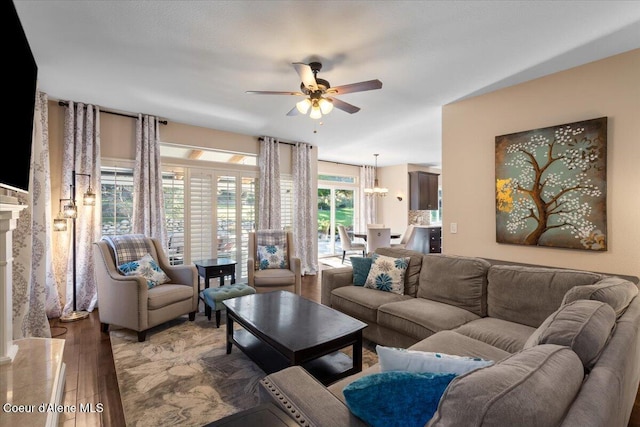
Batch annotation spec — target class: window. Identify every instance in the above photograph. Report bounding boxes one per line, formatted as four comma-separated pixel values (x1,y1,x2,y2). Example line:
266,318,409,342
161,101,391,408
100,152,258,279
100,165,134,236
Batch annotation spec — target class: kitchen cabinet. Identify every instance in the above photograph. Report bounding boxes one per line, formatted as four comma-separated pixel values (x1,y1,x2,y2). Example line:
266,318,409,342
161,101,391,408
409,171,439,210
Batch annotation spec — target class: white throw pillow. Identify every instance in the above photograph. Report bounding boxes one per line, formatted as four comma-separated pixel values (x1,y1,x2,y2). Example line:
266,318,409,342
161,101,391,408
377,345,494,375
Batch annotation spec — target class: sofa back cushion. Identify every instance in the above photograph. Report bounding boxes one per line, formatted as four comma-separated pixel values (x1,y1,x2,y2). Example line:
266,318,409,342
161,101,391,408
562,276,639,318
375,247,424,297
487,265,603,327
523,300,616,370
417,254,491,317
427,344,584,427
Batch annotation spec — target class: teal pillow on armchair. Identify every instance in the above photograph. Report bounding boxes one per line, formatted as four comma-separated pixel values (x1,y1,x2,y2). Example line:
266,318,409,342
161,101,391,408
350,256,373,286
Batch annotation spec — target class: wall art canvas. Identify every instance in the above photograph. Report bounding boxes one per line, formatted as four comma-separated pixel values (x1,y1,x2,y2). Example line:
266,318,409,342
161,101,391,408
495,117,607,251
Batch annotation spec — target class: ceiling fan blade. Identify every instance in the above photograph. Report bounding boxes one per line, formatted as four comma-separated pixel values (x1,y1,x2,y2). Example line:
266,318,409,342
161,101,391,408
327,97,361,114
327,79,383,95
292,62,318,91
286,106,300,116
246,90,305,96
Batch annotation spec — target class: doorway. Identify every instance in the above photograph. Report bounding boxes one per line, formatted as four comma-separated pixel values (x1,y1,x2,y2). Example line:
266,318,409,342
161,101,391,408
318,187,356,257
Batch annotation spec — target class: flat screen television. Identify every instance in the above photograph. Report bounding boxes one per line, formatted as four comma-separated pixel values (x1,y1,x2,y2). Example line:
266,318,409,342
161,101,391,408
2,1,37,194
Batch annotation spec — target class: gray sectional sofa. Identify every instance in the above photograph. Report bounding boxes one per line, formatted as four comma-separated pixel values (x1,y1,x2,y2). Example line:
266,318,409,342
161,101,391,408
258,247,640,427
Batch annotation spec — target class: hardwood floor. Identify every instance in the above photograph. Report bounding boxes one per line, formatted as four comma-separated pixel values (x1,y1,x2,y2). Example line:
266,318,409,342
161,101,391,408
49,267,640,426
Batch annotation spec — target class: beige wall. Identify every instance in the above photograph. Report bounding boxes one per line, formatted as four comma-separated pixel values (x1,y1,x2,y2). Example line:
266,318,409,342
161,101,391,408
442,49,640,277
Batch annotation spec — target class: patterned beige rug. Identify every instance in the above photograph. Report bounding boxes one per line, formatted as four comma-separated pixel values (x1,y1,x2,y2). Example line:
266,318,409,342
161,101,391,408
111,312,377,426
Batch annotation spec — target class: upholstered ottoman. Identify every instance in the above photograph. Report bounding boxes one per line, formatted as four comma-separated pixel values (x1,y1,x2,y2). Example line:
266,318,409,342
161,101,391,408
201,283,256,327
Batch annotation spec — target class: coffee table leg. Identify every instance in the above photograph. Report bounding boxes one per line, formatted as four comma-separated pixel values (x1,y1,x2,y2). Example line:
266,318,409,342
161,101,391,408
226,313,234,354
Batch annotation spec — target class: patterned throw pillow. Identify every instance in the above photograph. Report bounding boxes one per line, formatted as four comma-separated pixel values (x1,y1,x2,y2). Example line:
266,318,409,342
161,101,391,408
364,253,409,294
118,253,170,289
257,244,288,270
377,345,494,375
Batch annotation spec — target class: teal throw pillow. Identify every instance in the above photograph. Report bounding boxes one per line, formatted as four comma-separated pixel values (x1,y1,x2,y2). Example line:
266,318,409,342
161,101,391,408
350,256,373,286
343,371,456,427
118,253,170,289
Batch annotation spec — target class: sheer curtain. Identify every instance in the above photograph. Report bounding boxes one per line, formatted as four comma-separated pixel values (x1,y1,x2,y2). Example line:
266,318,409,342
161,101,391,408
55,101,101,315
12,91,57,338
132,114,167,245
258,137,281,230
360,165,377,228
293,142,317,275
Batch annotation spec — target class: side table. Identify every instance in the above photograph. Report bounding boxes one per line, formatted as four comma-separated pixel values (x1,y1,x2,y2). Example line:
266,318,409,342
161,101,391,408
203,403,299,427
194,258,237,319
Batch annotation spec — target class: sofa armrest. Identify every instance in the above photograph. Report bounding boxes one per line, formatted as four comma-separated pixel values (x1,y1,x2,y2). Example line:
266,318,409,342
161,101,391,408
259,366,366,427
321,267,355,306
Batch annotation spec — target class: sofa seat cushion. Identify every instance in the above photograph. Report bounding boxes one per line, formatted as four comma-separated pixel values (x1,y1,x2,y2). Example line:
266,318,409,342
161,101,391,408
147,284,194,310
453,317,536,353
524,299,616,370
427,345,584,427
253,268,296,286
562,276,639,318
331,286,412,323
487,265,603,328
409,331,511,362
377,298,480,341
418,254,491,316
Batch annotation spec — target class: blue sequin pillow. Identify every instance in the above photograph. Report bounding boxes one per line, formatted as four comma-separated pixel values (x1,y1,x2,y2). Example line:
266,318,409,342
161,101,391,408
363,253,409,294
257,244,288,270
343,371,457,427
118,253,170,289
350,256,373,286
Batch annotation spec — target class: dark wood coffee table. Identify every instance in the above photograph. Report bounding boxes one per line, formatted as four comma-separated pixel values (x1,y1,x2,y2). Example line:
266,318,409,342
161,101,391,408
223,291,367,385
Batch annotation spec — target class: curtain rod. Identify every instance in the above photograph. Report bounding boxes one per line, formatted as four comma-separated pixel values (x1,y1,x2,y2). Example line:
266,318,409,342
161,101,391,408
57,101,168,125
319,159,363,168
258,137,313,148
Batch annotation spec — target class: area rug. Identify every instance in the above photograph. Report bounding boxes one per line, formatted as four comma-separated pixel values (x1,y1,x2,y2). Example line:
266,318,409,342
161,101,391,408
111,312,378,426
319,256,352,269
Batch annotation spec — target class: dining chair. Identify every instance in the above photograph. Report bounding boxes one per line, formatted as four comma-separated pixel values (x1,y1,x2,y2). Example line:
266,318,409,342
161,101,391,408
391,225,416,249
367,223,385,228
366,227,391,253
337,225,366,263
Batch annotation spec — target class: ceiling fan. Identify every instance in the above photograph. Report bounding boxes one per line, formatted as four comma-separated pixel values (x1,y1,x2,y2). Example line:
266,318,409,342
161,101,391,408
246,61,382,119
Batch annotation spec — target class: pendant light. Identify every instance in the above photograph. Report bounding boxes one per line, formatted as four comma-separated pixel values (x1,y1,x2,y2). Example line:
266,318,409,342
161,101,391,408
364,154,388,197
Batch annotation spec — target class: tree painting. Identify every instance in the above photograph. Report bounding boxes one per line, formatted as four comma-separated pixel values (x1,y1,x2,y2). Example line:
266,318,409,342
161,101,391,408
495,117,607,251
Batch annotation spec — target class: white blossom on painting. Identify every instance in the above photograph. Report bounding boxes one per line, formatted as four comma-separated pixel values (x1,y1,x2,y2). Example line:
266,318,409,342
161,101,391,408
495,117,607,251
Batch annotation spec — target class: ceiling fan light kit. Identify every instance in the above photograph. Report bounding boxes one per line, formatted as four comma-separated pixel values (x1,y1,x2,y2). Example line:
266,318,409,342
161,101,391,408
247,60,382,119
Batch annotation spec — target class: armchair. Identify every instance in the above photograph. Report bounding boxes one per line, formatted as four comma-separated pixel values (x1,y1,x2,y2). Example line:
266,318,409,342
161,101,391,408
247,230,301,295
93,234,199,342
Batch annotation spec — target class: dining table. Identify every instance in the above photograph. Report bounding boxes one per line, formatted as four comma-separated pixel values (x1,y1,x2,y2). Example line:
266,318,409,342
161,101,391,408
352,231,401,241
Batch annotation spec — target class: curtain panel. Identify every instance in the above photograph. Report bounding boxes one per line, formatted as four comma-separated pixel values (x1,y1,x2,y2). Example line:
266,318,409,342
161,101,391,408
360,165,377,228
12,91,56,337
132,114,167,246
293,142,317,275
258,137,281,230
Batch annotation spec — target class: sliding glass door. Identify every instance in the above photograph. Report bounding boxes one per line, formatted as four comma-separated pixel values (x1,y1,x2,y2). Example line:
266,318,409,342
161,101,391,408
318,187,356,257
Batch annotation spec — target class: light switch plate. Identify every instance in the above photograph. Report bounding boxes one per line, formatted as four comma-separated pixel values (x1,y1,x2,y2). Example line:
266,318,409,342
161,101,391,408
450,223,458,234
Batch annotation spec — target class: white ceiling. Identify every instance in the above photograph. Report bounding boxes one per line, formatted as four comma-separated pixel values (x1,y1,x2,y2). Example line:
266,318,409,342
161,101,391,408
14,1,640,167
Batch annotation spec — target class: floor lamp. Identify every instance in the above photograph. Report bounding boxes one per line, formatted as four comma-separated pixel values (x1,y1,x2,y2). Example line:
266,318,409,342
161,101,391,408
53,170,96,322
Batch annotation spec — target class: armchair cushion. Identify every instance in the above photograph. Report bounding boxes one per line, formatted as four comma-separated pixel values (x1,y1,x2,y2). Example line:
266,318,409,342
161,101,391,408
118,253,170,289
